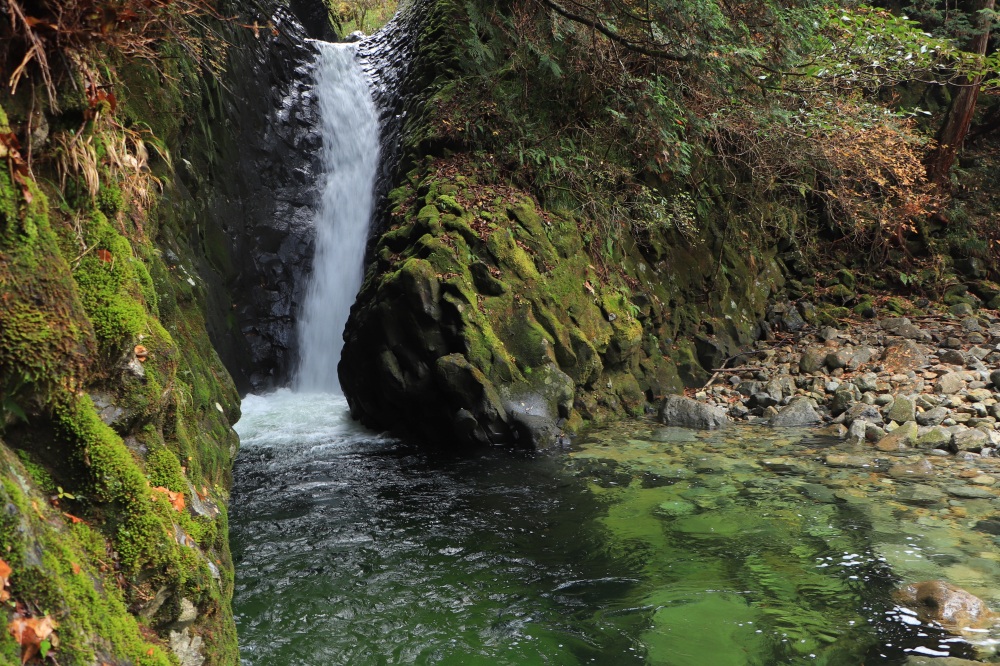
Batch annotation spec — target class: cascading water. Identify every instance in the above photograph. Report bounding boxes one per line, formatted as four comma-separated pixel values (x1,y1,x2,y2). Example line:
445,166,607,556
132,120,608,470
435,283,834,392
295,42,379,392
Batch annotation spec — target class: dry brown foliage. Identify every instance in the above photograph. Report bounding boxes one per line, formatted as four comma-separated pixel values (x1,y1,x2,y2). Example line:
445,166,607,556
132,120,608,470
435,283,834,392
1,0,222,109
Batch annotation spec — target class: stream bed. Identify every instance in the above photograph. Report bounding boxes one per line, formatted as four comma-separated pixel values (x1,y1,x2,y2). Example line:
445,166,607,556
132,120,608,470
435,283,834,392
231,391,1000,665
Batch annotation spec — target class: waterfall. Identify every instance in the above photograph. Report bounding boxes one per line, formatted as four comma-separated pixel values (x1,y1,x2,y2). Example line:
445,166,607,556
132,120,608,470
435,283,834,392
295,42,380,393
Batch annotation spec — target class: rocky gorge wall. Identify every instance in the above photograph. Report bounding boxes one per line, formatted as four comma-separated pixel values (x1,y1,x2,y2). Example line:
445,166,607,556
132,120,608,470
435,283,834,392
0,0,334,662
339,0,790,448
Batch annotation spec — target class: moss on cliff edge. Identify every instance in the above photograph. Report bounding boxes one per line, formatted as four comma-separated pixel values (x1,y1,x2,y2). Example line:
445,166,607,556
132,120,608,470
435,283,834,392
0,41,238,663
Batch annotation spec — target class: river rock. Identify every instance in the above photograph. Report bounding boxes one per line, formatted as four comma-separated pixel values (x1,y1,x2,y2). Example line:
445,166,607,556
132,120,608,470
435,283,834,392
966,387,993,403
990,369,1000,389
896,484,945,505
917,426,952,449
935,372,966,395
799,347,827,374
908,657,1000,665
974,519,1000,535
882,340,929,372
886,395,916,424
953,428,989,451
658,395,730,430
893,580,997,635
846,419,867,446
875,421,918,451
939,348,966,366
769,397,821,427
916,406,948,426
888,458,934,480
946,484,996,499
844,403,884,426
825,453,870,468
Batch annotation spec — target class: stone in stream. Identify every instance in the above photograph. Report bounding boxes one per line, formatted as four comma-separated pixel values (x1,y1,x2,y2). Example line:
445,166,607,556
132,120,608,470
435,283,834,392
904,655,1000,666
768,397,821,427
825,453,870,468
658,395,730,430
974,519,1000,536
844,403,884,426
946,485,996,499
953,428,990,451
875,421,918,451
846,419,867,446
887,458,934,480
894,580,997,635
886,395,916,424
916,426,952,449
896,484,945,505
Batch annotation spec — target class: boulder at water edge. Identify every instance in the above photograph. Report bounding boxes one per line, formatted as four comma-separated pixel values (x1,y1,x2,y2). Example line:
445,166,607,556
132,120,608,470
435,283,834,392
658,395,730,430
769,397,821,427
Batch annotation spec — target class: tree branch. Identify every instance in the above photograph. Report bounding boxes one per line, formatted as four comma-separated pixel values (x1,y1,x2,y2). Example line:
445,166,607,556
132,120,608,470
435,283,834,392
536,0,692,62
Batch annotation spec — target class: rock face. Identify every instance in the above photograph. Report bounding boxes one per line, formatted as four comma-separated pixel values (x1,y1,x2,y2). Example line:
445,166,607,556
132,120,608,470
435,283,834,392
338,0,784,447
194,1,337,392
659,396,730,430
894,581,997,635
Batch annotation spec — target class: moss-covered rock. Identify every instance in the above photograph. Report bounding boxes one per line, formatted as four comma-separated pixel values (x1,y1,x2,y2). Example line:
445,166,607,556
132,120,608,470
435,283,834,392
0,22,241,660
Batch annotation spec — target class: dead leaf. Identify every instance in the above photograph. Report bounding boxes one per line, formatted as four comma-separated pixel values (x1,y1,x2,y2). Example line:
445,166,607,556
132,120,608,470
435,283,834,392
8,615,57,664
151,487,184,512
134,345,148,362
62,512,84,524
0,559,10,602
96,249,113,263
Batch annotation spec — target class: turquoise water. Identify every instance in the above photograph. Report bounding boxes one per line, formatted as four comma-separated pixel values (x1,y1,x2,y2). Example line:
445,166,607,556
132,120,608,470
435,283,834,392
230,392,1000,664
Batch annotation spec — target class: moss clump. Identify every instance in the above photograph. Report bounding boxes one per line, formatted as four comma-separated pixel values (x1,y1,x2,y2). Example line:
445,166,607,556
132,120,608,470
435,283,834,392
0,444,173,665
71,211,149,351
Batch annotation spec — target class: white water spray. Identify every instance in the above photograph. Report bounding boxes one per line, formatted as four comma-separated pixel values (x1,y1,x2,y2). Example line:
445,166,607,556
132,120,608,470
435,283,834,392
295,42,379,393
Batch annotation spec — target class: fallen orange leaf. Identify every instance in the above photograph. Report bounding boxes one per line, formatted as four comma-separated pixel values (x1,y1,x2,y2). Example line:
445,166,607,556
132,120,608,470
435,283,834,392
71,563,81,575
151,487,185,512
62,512,84,524
96,248,113,263
8,615,57,664
0,559,10,602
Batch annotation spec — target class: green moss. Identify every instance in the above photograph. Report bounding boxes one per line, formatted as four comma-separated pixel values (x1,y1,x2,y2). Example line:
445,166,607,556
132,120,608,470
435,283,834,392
72,214,149,350
0,446,173,666
146,446,186,492
96,183,124,217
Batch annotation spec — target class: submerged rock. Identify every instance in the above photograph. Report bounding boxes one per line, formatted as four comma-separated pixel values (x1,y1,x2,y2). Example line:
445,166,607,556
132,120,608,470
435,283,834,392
893,580,997,635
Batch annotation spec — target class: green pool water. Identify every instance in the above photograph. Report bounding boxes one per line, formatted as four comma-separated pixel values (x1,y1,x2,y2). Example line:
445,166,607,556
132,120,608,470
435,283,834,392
230,391,1000,664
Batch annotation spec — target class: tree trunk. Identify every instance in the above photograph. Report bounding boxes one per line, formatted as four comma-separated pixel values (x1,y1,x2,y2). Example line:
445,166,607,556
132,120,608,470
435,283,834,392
925,0,995,186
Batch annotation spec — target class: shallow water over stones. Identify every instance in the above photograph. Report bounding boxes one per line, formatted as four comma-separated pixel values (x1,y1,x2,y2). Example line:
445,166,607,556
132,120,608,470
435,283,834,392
231,396,1000,664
